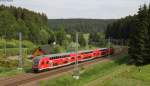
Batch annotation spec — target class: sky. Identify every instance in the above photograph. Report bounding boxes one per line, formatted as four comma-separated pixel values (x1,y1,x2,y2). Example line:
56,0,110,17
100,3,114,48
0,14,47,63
0,0,150,19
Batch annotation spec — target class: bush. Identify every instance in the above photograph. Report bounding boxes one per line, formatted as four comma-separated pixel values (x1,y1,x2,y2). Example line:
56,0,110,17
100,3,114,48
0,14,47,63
0,58,18,68
0,39,6,48
0,39,36,56
6,41,18,48
22,40,36,48
0,39,36,48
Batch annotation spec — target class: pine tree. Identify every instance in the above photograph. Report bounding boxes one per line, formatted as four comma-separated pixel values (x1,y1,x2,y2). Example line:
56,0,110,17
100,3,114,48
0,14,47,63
129,5,149,65
146,4,150,63
138,4,149,64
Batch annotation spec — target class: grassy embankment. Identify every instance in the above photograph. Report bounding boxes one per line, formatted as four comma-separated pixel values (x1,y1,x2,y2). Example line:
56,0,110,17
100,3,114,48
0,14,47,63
39,53,150,86
0,39,35,77
0,39,36,56
0,58,32,77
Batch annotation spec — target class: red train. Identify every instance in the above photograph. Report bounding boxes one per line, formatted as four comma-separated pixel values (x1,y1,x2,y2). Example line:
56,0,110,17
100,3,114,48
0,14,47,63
32,48,114,72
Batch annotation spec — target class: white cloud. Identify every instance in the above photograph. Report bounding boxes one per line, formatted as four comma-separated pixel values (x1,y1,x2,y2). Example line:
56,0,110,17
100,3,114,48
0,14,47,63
0,0,149,19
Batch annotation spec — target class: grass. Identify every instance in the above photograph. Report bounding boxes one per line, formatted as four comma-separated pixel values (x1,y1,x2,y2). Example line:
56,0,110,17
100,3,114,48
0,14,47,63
0,59,32,77
39,53,150,86
0,67,25,77
95,65,150,86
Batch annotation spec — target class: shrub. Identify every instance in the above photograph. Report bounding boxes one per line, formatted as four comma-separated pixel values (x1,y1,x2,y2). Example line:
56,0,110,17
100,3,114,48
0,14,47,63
0,58,18,68
0,39,6,48
22,40,36,48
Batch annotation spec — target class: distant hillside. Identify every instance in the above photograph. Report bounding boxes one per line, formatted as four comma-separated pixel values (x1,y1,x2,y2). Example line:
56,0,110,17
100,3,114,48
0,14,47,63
0,5,50,43
48,19,116,33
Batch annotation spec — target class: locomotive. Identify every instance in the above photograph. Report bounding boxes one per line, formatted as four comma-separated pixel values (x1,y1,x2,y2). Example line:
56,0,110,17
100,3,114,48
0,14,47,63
32,48,113,72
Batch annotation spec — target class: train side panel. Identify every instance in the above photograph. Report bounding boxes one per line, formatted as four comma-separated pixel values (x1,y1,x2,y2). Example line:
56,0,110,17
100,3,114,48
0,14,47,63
32,48,114,72
38,57,50,70
92,49,101,58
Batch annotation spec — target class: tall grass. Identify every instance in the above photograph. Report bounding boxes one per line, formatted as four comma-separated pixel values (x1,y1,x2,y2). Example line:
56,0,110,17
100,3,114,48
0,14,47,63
96,64,150,86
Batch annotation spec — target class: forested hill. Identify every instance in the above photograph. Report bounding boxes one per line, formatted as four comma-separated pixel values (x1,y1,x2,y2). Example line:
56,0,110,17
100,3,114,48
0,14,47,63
48,19,116,33
106,4,150,65
0,5,50,43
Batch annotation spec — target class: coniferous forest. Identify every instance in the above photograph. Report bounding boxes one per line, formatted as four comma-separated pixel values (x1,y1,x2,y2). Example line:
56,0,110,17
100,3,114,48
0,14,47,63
106,4,150,65
48,19,115,33
0,5,50,43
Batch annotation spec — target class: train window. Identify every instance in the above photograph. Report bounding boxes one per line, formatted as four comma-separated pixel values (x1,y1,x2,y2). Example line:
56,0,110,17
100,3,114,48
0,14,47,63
33,59,39,66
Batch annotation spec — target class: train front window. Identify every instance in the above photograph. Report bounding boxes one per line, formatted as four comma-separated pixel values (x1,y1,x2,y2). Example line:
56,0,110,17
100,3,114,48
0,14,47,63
33,59,39,66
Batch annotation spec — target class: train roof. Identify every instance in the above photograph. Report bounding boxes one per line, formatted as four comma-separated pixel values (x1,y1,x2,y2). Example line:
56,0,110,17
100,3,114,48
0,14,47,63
98,48,107,50
79,50,92,53
33,52,72,60
33,48,108,60
45,52,71,57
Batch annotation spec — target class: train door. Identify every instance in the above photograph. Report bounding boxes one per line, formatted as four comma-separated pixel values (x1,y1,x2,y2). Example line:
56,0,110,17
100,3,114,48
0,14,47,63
62,55,69,64
93,50,101,58
39,57,49,70
52,56,59,67
70,53,76,63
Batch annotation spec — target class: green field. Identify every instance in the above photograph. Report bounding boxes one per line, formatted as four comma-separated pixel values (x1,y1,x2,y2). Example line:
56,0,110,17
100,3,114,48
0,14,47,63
39,53,150,86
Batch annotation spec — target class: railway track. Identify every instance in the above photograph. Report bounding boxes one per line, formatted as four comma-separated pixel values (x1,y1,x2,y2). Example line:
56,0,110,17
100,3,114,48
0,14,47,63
0,47,127,86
